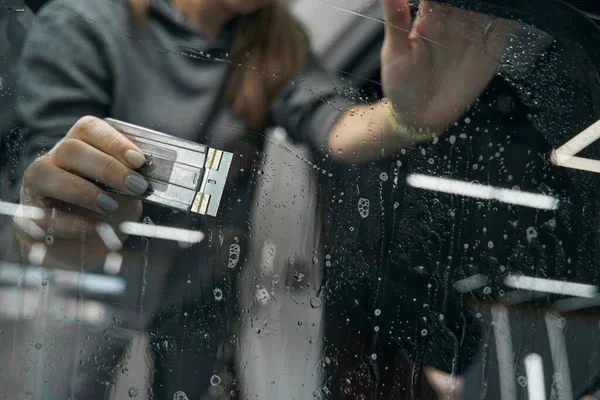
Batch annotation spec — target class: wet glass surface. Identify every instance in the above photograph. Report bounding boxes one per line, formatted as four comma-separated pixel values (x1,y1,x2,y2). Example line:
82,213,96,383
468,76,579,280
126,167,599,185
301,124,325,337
1,0,600,399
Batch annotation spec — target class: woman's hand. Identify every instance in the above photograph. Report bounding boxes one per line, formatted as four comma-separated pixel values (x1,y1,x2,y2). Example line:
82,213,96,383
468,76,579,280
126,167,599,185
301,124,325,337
21,116,148,216
329,1,514,163
380,0,512,135
15,116,147,270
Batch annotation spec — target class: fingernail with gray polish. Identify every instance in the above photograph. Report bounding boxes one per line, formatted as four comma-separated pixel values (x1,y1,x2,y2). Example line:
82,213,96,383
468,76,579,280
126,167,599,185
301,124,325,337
96,193,119,213
125,174,149,195
124,149,146,169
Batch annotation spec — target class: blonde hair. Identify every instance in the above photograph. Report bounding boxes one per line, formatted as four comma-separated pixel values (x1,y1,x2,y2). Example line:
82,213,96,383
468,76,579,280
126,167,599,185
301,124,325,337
129,0,310,130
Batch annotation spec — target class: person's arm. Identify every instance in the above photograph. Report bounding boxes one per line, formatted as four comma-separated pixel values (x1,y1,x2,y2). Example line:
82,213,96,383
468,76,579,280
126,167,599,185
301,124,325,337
273,1,510,164
269,55,422,163
328,102,433,163
15,2,145,271
328,103,393,162
271,69,432,164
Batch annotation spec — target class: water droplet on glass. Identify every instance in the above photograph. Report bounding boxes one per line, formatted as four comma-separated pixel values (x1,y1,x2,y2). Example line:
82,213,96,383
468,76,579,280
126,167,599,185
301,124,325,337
128,387,139,397
255,287,271,305
210,375,221,386
357,198,370,218
517,376,527,387
45,235,54,245
420,329,428,336
483,286,492,295
294,272,305,282
213,288,223,301
370,353,377,360
379,172,388,182
173,391,189,400
310,297,322,308
228,244,241,268
374,309,381,316
526,227,538,243
34,342,42,350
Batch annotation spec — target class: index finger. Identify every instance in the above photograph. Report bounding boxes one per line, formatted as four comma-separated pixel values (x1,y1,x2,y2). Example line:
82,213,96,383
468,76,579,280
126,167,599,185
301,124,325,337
67,116,146,169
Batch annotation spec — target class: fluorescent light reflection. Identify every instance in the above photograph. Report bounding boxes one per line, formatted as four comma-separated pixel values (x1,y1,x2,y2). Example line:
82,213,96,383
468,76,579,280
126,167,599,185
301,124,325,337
504,275,597,298
0,262,126,295
13,216,45,240
551,120,600,175
120,222,205,243
96,222,123,251
103,252,123,275
502,290,548,305
524,353,546,400
0,201,44,219
552,294,600,313
492,305,517,400
406,174,559,210
453,274,488,293
28,243,47,265
545,313,574,400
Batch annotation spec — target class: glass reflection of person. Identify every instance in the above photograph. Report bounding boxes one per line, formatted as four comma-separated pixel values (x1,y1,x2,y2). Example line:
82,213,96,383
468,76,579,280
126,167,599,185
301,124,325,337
14,0,508,397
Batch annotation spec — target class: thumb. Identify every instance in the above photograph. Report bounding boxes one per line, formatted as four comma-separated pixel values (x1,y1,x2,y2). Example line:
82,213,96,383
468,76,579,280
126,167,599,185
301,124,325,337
382,0,411,49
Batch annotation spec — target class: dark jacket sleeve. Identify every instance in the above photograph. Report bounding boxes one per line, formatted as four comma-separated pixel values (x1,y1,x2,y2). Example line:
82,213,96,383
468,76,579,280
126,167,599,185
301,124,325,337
15,2,111,184
269,54,356,155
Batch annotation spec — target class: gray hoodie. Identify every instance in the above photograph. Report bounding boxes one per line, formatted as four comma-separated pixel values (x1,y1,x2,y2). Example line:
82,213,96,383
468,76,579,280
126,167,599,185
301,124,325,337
17,0,349,173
